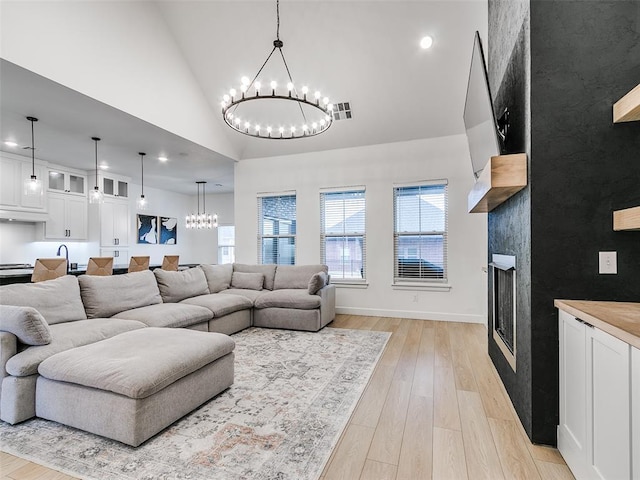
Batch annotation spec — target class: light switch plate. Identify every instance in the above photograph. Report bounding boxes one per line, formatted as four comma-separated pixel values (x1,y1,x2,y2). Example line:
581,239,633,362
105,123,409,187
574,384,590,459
599,251,617,274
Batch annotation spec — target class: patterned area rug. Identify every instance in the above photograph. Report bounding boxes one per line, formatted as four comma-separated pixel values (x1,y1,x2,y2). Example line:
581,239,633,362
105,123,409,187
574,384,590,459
0,327,389,480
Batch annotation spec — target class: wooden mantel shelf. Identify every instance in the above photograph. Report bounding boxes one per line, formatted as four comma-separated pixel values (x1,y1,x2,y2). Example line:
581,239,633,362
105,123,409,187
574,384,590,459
613,84,640,123
613,206,640,231
468,153,527,213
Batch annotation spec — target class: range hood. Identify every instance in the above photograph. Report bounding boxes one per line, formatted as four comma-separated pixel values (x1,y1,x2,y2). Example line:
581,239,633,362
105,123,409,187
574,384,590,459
0,209,49,223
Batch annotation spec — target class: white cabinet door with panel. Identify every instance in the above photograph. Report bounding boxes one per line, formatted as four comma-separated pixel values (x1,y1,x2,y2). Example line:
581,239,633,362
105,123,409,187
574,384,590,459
100,199,129,247
99,248,128,263
101,173,129,199
0,157,20,207
44,193,87,240
47,168,86,196
0,155,46,212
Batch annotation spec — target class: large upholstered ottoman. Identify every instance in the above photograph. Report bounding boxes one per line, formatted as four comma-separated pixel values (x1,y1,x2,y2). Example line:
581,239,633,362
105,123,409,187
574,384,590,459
35,327,235,447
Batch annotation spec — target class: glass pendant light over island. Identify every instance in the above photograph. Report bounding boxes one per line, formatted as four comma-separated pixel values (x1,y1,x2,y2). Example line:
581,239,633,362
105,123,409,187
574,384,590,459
186,181,217,229
89,137,104,204
137,152,148,211
23,116,42,197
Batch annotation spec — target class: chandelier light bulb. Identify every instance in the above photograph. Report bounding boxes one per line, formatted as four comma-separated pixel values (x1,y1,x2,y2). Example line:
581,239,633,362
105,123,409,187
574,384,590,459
235,117,241,126
320,119,326,126
241,76,250,86
279,126,285,134
325,115,331,122
328,103,334,111
270,80,277,90
312,122,318,130
267,126,273,134
287,82,294,91
302,124,308,132
254,81,261,92
244,121,250,129
229,88,236,98
302,86,309,95
314,91,321,100
323,97,329,105
223,94,230,102
220,100,226,108
241,84,248,93
255,124,261,132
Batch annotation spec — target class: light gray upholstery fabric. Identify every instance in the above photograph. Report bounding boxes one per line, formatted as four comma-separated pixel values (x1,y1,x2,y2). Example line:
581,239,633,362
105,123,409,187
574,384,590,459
0,275,87,325
38,327,235,399
79,271,161,318
6,318,146,377
1,374,38,424
181,293,252,317
253,308,321,331
208,310,251,335
199,264,233,293
319,285,336,328
36,353,234,447
254,289,322,310
274,264,328,290
0,305,51,345
231,272,264,291
154,268,209,303
233,264,277,290
112,303,213,328
223,288,264,303
308,271,329,295
0,332,17,421
185,322,208,332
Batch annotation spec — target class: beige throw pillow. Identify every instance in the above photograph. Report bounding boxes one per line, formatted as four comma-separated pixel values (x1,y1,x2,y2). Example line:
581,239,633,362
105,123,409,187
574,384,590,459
231,272,264,291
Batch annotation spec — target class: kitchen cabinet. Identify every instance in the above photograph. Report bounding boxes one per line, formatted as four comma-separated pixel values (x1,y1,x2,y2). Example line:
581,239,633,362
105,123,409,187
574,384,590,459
100,198,130,247
0,154,46,213
558,309,632,480
100,248,128,263
44,192,87,240
100,173,129,198
47,168,86,195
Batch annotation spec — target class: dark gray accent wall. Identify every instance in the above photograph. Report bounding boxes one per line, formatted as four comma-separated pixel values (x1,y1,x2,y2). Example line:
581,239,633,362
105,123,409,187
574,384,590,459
488,0,640,445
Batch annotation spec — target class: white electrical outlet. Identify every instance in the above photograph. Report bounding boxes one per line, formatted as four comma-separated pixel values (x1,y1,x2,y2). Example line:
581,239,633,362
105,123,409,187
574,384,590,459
598,251,617,274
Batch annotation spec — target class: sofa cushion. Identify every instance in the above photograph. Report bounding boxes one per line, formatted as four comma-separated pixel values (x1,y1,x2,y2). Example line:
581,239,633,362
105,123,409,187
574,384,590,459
181,293,252,317
199,264,233,293
231,272,264,291
79,270,161,319
274,265,329,290
233,264,277,290
254,289,322,310
0,305,51,346
5,318,146,377
112,303,213,328
308,271,329,295
222,289,263,303
0,275,87,325
154,267,210,303
38,328,235,399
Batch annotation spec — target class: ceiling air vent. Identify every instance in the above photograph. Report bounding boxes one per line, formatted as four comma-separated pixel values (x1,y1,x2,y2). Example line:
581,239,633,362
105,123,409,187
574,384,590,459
332,102,352,121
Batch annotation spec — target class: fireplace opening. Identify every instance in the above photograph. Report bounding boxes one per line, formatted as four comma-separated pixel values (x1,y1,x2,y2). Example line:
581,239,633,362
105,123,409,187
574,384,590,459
491,254,516,371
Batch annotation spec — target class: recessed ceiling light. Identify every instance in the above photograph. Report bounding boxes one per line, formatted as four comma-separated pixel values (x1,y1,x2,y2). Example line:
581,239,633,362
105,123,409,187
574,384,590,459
158,156,168,162
99,164,109,170
4,141,18,147
420,36,433,49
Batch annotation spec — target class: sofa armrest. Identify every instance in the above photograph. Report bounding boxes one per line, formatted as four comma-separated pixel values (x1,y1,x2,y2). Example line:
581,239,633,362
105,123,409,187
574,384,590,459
318,284,336,328
0,332,17,379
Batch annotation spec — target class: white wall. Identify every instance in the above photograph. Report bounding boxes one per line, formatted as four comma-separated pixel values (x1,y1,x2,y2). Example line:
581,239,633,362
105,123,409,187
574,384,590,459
0,1,237,160
0,187,234,267
235,135,488,323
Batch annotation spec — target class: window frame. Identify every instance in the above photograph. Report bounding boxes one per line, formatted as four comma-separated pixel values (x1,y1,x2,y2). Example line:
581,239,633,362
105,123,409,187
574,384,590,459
320,187,367,284
393,180,449,285
257,192,297,265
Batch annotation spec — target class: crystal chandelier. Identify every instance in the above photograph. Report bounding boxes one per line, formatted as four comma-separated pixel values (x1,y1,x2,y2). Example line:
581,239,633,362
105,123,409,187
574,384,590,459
23,116,42,196
220,0,333,139
186,181,218,229
89,137,104,204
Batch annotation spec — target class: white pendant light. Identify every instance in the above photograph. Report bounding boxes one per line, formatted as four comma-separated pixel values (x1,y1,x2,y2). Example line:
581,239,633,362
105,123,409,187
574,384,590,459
186,181,218,229
89,137,104,204
23,116,42,197
136,152,149,211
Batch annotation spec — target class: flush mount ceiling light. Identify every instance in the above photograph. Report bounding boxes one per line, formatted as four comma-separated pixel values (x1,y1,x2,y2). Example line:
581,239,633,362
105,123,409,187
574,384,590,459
186,181,218,230
89,137,104,204
220,0,333,139
420,35,434,49
23,116,42,197
137,152,149,211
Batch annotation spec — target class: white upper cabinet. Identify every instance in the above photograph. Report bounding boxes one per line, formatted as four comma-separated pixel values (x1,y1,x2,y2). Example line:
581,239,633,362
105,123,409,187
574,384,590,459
47,168,86,195
0,153,46,213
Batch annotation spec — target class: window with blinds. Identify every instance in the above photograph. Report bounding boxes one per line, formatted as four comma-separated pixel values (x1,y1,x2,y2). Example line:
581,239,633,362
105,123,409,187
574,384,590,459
320,189,366,282
393,181,448,282
257,194,296,265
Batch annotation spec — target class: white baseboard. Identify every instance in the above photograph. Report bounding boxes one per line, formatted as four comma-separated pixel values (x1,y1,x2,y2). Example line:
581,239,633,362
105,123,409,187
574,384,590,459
335,306,487,324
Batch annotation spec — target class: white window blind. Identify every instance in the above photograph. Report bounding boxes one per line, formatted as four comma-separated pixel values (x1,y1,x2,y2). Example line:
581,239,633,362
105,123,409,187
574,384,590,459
393,182,448,282
217,225,235,264
257,194,296,265
320,189,366,282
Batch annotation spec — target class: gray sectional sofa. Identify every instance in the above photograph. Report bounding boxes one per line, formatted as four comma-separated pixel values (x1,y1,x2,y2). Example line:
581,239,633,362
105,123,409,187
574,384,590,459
0,263,334,426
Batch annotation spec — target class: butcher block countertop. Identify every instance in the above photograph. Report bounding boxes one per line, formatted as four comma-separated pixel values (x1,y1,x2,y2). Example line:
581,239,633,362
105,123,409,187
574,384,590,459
555,299,640,350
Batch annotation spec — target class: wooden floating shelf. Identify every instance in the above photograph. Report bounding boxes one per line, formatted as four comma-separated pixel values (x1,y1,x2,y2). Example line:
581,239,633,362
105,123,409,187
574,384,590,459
613,206,640,231
613,84,640,123
468,153,527,213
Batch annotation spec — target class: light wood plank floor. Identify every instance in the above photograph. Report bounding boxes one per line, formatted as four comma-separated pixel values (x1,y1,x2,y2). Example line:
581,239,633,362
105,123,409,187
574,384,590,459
1,315,574,480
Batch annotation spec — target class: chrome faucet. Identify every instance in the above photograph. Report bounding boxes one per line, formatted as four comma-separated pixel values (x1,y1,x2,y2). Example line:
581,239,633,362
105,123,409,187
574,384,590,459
56,244,69,273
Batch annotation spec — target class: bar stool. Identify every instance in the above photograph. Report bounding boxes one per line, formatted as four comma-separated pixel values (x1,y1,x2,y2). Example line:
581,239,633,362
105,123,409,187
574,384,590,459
161,255,179,271
31,258,67,283
86,257,114,276
128,256,150,273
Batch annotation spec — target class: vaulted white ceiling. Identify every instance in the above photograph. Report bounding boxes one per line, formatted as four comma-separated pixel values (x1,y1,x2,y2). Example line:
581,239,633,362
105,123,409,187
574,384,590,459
0,1,487,193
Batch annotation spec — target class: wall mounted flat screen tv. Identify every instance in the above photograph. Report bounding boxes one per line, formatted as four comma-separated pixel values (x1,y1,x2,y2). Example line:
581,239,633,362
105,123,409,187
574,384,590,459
463,31,502,180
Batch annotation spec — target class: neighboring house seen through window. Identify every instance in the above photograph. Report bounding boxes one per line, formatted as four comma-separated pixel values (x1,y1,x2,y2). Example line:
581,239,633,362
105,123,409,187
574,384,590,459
217,225,235,264
320,188,366,282
393,181,448,282
258,193,296,265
